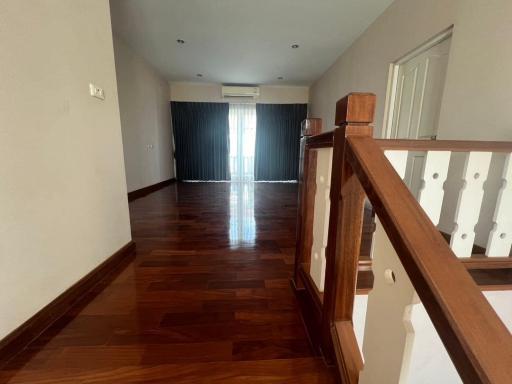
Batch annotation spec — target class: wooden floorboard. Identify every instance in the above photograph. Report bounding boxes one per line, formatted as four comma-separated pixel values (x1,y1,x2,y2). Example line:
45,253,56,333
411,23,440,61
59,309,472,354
0,182,335,383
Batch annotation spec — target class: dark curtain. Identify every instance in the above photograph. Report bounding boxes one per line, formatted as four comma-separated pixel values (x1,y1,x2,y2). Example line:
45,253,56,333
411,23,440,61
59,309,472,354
171,102,230,180
254,104,307,181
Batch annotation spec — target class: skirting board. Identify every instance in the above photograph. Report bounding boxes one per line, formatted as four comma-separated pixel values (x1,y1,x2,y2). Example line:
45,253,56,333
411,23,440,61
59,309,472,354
0,241,136,367
128,178,176,202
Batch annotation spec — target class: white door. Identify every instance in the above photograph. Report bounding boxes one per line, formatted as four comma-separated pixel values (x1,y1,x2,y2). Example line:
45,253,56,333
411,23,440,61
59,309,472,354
389,36,451,196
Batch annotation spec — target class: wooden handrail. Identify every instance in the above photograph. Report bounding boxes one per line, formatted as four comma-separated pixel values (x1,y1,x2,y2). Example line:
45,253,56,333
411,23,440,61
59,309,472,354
306,131,334,148
346,135,512,383
376,138,512,152
293,92,512,384
462,257,512,269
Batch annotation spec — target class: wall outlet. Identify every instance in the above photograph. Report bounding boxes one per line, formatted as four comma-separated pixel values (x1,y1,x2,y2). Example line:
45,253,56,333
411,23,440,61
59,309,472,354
89,83,105,100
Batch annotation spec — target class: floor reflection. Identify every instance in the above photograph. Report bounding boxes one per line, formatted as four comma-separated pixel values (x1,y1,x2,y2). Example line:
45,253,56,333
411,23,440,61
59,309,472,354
229,182,256,245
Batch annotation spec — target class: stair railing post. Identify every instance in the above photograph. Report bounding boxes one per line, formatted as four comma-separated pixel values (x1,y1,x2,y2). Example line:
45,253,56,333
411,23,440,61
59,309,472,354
321,93,375,362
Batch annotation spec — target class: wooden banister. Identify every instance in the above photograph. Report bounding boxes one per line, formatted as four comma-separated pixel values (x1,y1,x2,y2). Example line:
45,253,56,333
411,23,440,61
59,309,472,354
346,135,512,383
462,257,512,270
293,149,317,288
293,118,324,351
306,131,334,148
322,93,375,370
335,93,376,126
301,118,322,136
376,138,512,152
293,91,512,384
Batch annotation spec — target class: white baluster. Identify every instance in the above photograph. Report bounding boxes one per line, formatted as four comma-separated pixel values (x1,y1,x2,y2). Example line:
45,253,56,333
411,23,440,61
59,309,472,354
359,218,416,383
310,148,333,291
385,150,408,179
405,301,462,383
486,154,512,256
418,151,451,225
361,219,463,384
450,152,492,257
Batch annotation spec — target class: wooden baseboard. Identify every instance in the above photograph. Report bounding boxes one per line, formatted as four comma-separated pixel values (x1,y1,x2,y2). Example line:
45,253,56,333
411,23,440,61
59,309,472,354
291,276,323,357
0,241,136,367
128,178,176,202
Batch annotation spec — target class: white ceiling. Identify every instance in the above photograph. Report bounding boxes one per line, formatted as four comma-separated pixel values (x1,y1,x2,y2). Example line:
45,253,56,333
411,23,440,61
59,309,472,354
110,0,393,86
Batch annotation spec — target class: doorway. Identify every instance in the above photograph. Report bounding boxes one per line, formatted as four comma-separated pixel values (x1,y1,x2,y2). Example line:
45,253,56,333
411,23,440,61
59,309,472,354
384,28,452,196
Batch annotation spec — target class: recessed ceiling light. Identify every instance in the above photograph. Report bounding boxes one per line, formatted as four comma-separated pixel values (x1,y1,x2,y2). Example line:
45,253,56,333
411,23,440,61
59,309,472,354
277,76,284,80
176,39,185,44
196,73,203,77
291,44,299,49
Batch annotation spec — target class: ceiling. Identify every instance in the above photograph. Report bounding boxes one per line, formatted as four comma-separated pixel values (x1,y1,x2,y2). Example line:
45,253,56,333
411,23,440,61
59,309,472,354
110,0,393,86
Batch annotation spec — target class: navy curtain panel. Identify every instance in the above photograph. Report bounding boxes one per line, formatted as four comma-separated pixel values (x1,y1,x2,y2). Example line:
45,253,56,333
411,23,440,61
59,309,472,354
171,102,230,181
254,104,307,181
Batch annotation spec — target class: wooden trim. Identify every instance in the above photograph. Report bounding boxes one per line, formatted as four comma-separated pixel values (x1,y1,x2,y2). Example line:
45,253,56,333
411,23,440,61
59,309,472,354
331,321,364,384
331,173,367,384
294,148,317,286
306,131,334,149
335,93,376,125
291,269,323,356
301,118,322,136
128,178,176,202
333,168,366,321
376,139,512,152
294,137,308,288
478,284,512,291
300,263,324,308
468,268,512,291
462,257,512,269
0,241,136,367
301,151,317,272
321,94,376,365
346,135,512,383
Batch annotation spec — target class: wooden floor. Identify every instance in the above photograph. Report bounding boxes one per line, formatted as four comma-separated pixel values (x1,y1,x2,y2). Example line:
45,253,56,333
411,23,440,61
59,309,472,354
0,183,335,383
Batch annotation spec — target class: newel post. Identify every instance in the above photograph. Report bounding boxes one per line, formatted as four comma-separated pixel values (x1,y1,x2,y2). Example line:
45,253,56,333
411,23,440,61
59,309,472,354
293,118,322,288
321,93,375,362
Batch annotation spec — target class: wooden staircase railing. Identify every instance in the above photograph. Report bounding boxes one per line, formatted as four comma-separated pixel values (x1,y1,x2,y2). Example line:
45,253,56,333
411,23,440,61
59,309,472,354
293,93,512,383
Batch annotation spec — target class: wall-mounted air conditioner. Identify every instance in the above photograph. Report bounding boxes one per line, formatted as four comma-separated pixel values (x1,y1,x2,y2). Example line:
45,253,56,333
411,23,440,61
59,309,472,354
222,86,260,98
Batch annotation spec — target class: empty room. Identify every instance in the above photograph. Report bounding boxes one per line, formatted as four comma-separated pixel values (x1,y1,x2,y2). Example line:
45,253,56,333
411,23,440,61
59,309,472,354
1,0,511,383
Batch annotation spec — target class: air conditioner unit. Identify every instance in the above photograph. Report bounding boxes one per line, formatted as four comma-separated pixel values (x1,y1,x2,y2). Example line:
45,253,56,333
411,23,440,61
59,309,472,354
222,86,260,98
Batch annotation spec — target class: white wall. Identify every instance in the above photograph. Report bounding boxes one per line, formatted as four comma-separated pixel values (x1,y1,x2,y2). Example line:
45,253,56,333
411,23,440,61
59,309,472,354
309,0,512,247
309,0,458,134
0,0,131,340
170,82,309,104
310,0,512,139
113,36,174,193
437,0,512,142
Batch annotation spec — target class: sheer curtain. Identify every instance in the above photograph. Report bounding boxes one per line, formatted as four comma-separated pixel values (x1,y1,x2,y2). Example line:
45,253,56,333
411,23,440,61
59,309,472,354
229,103,256,182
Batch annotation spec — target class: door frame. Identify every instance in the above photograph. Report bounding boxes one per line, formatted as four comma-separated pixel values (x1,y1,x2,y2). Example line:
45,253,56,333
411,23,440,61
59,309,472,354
381,26,454,139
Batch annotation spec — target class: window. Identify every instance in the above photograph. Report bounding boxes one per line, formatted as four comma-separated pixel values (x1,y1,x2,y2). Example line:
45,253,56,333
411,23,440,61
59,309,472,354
228,103,256,182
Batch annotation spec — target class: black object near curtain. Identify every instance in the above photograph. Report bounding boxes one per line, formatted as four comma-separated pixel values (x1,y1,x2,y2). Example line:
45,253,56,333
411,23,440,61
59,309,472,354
254,104,307,181
171,102,230,180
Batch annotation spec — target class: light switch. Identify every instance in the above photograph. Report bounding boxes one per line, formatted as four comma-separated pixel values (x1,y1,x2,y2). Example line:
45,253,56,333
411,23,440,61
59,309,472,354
89,83,105,100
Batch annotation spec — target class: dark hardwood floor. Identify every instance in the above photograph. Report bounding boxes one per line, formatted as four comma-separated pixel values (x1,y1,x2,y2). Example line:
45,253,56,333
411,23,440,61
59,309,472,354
0,182,335,383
